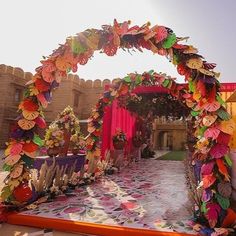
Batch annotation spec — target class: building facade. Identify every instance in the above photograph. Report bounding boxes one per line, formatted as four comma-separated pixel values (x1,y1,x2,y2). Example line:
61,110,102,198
0,64,111,148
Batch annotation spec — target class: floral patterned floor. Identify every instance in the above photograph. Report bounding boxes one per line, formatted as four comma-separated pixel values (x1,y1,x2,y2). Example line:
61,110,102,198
19,159,196,234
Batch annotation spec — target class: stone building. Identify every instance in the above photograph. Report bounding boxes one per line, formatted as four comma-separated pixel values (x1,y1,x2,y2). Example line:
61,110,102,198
0,64,110,148
0,64,235,150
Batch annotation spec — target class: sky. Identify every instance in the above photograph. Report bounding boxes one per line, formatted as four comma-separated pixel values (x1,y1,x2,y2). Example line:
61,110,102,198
1,0,235,83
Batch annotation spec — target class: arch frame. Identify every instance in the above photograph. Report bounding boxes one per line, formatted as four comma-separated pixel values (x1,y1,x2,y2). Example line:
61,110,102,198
1,20,235,228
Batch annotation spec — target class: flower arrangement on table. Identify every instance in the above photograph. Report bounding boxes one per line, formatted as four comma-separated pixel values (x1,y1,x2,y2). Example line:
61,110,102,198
112,129,127,150
55,106,80,134
70,133,87,155
44,124,65,157
53,106,81,156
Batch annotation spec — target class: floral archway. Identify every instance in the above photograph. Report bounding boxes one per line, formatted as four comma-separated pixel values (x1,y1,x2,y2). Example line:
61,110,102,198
1,20,235,228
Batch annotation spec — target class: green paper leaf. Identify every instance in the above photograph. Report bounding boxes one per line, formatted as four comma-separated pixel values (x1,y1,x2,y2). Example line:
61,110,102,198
201,202,207,214
148,69,154,75
162,33,176,49
124,76,131,83
189,80,195,92
33,135,43,147
135,75,142,85
191,110,200,117
71,40,86,54
3,163,11,171
216,95,226,106
162,79,170,87
23,89,30,99
216,193,230,210
21,154,34,168
224,155,232,167
217,109,231,121
1,186,11,201
199,126,208,137
173,54,179,64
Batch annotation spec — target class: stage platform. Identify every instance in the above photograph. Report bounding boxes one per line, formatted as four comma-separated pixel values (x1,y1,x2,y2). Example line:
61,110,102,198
7,159,196,236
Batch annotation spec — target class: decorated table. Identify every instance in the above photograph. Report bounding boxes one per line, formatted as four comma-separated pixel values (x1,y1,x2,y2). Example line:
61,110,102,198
33,153,86,173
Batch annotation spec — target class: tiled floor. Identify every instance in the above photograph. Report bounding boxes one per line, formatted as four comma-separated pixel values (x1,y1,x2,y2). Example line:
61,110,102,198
17,158,194,234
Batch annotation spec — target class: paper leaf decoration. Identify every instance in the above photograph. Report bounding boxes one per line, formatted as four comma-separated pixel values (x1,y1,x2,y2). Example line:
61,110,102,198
202,173,216,189
22,110,39,121
216,158,230,181
5,154,21,166
191,110,200,117
205,203,221,228
188,80,195,92
216,95,226,106
1,186,12,201
201,161,215,175
33,135,43,147
217,109,231,121
35,78,50,92
18,119,36,130
222,208,236,228
204,127,220,140
162,79,170,87
162,33,176,49
55,56,70,71
219,119,235,135
22,141,39,153
199,68,215,77
201,201,207,213
224,155,232,167
37,93,48,108
2,163,11,171
202,115,217,127
184,46,198,54
186,58,203,69
124,76,131,83
21,154,34,168
216,193,230,210
20,99,39,112
10,164,23,179
34,116,47,129
203,101,221,112
10,143,23,156
202,189,213,202
42,70,54,83
210,143,229,159
217,132,231,145
70,38,86,54
197,80,206,97
155,26,168,42
217,182,232,198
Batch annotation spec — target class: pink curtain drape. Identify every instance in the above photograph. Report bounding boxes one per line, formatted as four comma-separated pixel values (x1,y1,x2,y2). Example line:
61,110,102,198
101,99,137,159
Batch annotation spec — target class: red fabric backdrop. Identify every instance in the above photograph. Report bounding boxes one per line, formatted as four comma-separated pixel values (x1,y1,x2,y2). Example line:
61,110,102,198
101,99,137,159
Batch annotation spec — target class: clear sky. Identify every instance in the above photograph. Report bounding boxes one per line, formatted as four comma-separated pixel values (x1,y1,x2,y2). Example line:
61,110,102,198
1,0,235,83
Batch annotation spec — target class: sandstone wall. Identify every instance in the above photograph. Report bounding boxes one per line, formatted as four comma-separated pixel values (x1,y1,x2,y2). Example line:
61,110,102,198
0,64,111,148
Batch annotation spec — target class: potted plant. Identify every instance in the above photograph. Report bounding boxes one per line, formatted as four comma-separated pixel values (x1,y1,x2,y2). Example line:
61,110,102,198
132,131,143,147
44,124,65,157
70,133,86,155
112,129,127,150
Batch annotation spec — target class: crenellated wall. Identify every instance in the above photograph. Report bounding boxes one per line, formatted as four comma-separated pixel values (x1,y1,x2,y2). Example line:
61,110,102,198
0,64,112,148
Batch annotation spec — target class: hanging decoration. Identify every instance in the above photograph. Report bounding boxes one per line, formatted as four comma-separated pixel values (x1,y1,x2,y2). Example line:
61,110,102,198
1,20,235,230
